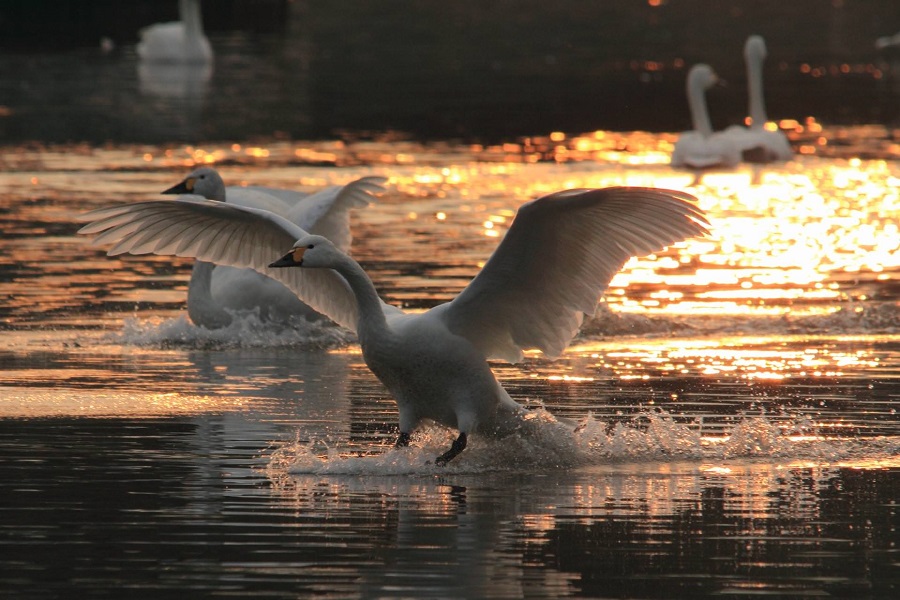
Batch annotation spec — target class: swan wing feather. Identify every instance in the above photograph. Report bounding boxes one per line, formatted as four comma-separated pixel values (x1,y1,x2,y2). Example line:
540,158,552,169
78,197,360,330
287,176,387,250
441,187,709,362
240,186,310,207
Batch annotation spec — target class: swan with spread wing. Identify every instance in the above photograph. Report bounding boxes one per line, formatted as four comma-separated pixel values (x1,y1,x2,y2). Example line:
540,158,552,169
79,186,708,464
159,167,385,328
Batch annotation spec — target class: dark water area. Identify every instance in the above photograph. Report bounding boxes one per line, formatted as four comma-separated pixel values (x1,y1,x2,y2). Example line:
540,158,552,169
2,0,900,144
1,366,898,599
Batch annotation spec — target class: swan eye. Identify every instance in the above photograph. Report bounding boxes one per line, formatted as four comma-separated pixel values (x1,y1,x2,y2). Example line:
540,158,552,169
307,244,315,249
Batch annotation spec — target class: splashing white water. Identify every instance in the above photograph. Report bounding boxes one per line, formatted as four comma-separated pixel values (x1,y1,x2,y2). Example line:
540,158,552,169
268,409,900,476
110,313,354,349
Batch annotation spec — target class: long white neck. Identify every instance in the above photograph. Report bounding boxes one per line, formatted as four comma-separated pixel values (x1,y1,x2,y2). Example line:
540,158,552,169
180,0,204,38
187,261,232,329
327,253,389,344
687,78,714,138
746,48,768,129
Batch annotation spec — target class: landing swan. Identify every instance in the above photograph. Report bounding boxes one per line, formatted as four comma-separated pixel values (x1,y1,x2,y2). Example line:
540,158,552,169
723,36,793,163
137,0,213,64
79,187,708,464
165,167,385,328
671,64,741,169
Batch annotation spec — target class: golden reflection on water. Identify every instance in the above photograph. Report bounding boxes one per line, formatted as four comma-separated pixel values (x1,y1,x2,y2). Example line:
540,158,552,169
566,334,894,380
5,132,897,340
0,388,237,418
1,129,898,434
375,155,897,321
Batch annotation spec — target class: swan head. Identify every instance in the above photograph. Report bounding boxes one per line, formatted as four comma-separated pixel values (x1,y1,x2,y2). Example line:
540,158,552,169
687,64,721,91
162,167,226,202
269,235,338,269
744,35,767,62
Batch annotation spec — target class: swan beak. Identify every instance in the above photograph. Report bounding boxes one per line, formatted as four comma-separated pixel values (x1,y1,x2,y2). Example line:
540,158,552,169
269,248,305,268
162,177,194,195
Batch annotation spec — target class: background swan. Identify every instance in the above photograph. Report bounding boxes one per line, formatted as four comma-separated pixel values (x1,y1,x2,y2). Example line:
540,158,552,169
876,31,900,51
724,36,793,163
137,0,213,64
79,186,709,464
161,167,385,329
671,64,740,169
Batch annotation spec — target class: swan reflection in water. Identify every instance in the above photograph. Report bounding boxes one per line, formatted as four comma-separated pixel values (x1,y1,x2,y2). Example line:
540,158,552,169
138,61,212,100
266,462,852,598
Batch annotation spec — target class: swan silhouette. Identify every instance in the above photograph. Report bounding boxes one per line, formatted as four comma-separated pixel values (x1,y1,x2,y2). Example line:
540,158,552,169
671,64,741,169
724,36,793,163
137,0,212,64
163,167,384,328
79,187,708,464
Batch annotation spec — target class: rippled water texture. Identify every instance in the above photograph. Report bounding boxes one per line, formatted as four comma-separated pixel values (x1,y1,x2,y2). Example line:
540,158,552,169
0,127,898,597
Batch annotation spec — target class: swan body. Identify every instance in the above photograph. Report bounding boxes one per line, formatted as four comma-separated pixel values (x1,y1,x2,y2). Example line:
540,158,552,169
162,167,385,328
79,186,709,464
876,31,900,51
671,64,741,169
723,36,793,163
137,0,212,64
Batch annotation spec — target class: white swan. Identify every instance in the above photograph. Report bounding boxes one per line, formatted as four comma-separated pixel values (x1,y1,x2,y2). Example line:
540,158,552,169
162,167,385,329
671,64,741,169
724,36,793,163
79,187,708,464
876,31,900,51
137,0,212,64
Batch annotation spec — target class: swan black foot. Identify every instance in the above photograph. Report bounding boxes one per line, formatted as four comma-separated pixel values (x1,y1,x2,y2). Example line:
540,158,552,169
395,431,411,448
435,432,467,466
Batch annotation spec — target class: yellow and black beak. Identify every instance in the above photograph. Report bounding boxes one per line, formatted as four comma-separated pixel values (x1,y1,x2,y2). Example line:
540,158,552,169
269,247,306,268
162,177,194,195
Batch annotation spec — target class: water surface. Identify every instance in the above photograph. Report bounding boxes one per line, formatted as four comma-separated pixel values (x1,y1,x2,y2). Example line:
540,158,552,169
0,126,898,597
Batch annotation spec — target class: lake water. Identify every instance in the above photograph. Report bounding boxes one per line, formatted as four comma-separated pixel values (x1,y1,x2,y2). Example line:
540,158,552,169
2,7,900,599
2,132,898,598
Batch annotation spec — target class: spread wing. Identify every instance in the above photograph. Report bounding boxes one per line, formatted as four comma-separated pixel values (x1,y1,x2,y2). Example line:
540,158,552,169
439,187,709,362
287,176,387,250
77,197,361,330
239,186,310,207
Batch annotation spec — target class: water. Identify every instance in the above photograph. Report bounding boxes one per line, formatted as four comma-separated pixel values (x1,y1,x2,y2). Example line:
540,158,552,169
4,1,900,144
2,7,900,597
1,135,898,598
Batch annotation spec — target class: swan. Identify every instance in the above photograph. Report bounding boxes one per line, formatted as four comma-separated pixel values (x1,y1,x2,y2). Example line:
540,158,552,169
137,0,212,64
164,167,385,329
671,64,741,169
79,186,709,464
876,31,900,52
723,36,793,163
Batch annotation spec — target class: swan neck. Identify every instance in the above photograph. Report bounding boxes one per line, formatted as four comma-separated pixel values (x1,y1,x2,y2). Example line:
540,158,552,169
687,78,714,137
746,51,767,128
180,0,204,36
331,253,388,337
187,261,232,328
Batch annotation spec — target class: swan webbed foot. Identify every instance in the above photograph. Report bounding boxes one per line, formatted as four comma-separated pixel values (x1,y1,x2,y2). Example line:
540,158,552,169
435,432,467,466
394,431,411,448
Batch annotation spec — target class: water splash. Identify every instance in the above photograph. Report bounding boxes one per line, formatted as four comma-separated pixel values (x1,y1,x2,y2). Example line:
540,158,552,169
268,409,900,477
110,313,354,349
